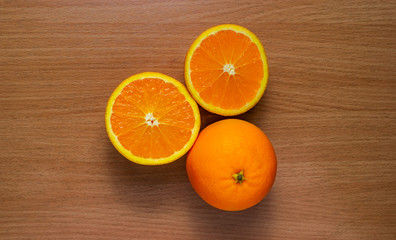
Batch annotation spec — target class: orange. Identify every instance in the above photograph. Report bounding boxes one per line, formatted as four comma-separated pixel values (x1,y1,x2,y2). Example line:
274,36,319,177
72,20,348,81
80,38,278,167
105,72,201,165
186,119,276,211
185,24,269,116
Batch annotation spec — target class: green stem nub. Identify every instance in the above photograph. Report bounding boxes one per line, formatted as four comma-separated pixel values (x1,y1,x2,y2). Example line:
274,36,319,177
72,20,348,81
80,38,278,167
232,170,246,184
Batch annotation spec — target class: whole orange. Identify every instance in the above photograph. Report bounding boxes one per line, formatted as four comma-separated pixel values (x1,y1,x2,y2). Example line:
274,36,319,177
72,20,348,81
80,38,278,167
186,119,277,211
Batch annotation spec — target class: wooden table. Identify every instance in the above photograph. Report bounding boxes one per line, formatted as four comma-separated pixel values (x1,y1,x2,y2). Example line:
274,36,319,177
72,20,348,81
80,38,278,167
1,1,395,239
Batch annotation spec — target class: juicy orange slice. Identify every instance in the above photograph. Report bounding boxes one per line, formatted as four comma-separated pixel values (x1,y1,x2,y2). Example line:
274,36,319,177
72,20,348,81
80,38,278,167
185,24,268,116
105,72,201,165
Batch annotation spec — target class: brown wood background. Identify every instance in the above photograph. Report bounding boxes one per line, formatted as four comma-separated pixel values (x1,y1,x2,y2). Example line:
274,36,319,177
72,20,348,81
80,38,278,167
1,0,395,239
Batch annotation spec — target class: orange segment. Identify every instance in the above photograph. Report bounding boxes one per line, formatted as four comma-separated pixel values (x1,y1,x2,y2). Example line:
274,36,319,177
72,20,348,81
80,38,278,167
199,72,230,106
190,70,224,92
185,24,268,116
105,72,201,165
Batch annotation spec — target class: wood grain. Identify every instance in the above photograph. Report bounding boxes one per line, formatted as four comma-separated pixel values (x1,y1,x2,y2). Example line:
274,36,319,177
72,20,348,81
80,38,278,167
1,0,395,239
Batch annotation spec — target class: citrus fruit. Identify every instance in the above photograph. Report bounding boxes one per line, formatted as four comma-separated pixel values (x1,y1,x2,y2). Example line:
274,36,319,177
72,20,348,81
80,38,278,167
105,72,201,165
185,24,269,116
186,119,276,211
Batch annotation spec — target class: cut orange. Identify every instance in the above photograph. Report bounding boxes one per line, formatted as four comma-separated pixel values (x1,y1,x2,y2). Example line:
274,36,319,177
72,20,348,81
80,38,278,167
185,24,268,116
105,72,201,165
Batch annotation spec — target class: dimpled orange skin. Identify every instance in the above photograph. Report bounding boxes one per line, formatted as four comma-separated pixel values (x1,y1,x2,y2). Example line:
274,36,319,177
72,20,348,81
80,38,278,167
186,119,277,211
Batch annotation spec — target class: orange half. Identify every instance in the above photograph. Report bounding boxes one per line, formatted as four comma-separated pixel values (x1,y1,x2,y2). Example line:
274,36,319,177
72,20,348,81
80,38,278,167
185,24,268,116
105,72,201,165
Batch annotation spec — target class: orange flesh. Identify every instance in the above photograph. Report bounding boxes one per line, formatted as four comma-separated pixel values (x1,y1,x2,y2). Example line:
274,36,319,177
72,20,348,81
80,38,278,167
110,78,195,159
190,30,264,110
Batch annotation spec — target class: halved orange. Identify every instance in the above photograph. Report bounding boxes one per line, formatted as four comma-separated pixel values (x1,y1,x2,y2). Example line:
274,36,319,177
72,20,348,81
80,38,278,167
105,72,201,165
185,24,268,116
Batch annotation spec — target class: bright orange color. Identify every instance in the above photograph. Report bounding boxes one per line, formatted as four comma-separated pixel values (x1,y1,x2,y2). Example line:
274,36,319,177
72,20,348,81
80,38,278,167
185,24,268,116
105,72,200,165
186,119,277,211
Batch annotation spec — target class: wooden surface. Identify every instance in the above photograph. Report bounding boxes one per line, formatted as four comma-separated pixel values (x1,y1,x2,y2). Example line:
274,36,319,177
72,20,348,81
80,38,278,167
1,0,395,239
